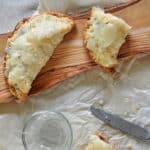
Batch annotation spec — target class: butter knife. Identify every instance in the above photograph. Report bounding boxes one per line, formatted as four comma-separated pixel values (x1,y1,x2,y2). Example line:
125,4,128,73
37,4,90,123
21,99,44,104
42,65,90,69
91,103,150,140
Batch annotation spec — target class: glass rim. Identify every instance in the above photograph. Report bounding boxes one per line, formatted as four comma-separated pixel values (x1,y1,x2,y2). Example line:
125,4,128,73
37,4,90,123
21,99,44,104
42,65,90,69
22,110,73,150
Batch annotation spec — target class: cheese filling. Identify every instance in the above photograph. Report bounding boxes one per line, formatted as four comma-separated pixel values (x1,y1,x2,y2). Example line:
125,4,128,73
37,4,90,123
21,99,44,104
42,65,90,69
86,7,131,68
5,14,73,97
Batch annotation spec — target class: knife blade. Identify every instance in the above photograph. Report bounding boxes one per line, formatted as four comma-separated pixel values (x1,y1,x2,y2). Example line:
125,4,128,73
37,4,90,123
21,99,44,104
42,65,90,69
90,103,150,140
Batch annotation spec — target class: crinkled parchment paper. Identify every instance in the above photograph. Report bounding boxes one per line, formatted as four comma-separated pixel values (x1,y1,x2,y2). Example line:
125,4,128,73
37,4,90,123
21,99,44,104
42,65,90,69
0,0,150,150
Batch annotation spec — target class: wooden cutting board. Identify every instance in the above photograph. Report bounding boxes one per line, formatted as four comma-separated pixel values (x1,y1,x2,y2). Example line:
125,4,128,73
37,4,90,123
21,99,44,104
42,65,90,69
0,0,150,103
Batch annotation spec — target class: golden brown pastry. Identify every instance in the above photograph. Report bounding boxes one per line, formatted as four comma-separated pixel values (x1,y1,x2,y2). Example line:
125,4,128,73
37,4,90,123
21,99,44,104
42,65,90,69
5,11,74,101
84,7,131,70
84,131,114,150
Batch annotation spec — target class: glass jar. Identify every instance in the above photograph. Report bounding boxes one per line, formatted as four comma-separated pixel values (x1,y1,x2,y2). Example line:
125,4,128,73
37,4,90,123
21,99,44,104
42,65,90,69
22,111,73,150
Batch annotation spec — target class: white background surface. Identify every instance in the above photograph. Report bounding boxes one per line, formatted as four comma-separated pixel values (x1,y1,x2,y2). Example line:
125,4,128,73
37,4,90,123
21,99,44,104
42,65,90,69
0,0,150,150
0,0,38,34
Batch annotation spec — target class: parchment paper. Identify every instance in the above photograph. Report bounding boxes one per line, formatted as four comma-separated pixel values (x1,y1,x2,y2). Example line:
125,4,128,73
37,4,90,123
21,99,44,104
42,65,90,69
0,0,150,150
0,0,38,34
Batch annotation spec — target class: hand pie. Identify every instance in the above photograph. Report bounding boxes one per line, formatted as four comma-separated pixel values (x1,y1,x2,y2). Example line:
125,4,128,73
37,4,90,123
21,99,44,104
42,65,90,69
84,7,131,70
5,11,74,100
84,131,114,150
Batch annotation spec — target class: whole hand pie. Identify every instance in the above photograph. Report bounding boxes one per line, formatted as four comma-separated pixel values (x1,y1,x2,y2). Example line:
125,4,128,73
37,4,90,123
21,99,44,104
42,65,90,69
5,11,74,101
84,7,131,70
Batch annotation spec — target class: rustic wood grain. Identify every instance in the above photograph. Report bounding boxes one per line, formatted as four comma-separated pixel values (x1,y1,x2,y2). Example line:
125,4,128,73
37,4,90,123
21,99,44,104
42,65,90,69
0,0,150,103
119,28,150,58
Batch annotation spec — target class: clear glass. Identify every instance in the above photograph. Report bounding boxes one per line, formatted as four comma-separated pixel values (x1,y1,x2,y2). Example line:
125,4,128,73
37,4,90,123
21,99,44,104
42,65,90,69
22,111,73,150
